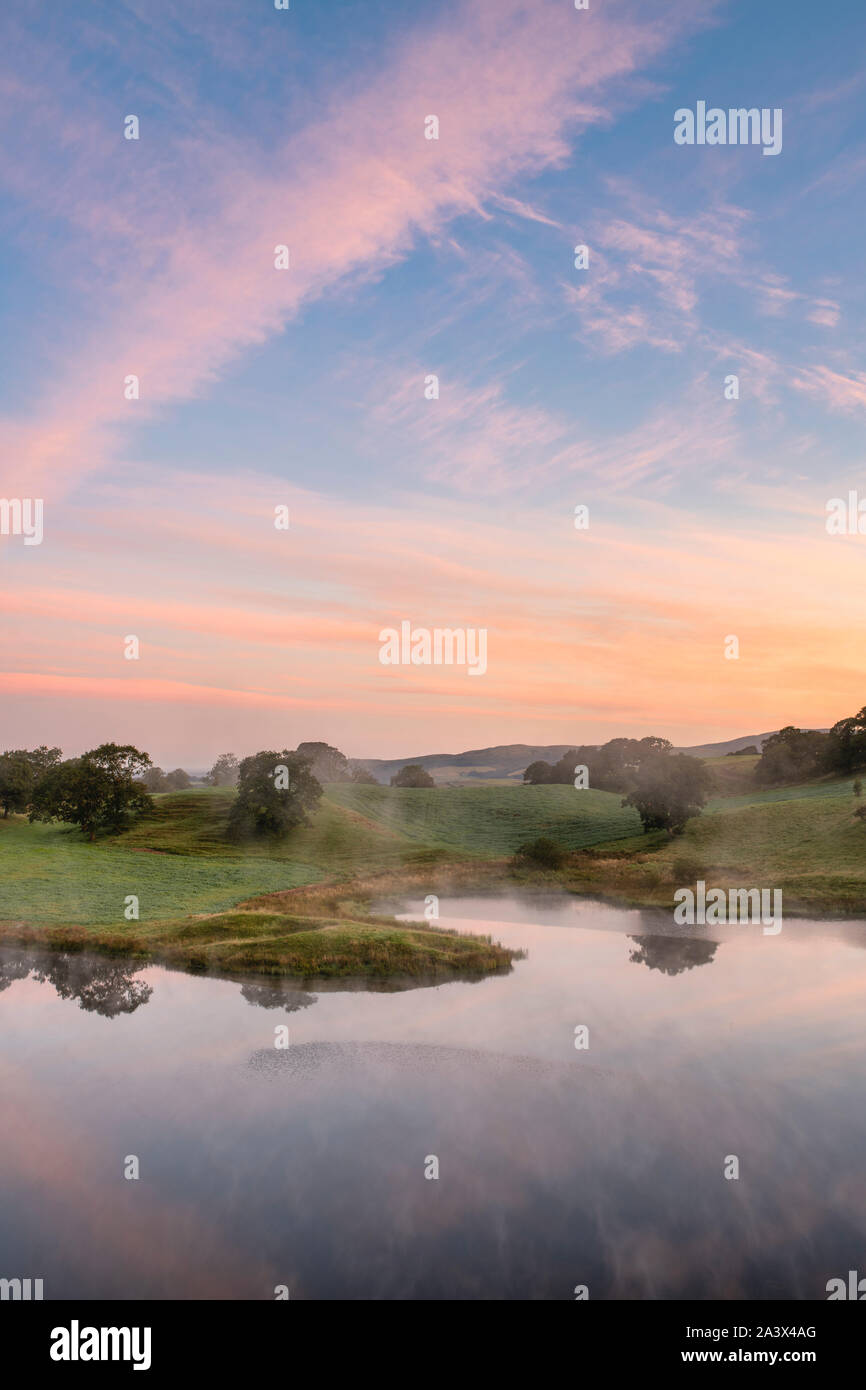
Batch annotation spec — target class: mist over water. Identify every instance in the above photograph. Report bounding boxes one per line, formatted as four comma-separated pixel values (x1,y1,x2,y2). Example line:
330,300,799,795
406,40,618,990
2,893,866,1299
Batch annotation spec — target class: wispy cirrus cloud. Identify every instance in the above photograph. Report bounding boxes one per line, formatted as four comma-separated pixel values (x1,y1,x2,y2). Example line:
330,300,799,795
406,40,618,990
792,365,866,415
0,0,715,497
562,185,841,355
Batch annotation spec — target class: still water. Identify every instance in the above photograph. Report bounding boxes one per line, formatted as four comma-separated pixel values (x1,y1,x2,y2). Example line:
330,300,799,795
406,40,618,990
2,893,866,1300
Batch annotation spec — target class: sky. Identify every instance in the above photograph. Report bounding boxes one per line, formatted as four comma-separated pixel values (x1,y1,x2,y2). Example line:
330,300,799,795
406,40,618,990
1,0,865,766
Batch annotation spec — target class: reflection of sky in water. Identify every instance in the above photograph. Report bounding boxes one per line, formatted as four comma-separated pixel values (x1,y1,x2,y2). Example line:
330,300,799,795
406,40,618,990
2,894,866,1300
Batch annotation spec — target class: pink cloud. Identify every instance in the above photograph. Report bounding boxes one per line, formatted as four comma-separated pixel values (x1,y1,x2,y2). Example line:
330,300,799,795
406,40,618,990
0,0,714,498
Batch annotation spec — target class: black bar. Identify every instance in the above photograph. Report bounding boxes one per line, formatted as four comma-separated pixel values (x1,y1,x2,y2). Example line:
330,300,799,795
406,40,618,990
7,1299,860,1374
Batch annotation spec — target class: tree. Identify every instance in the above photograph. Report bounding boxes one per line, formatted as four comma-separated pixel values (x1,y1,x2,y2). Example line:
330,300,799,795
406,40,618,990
823,707,866,776
349,764,378,784
163,768,191,791
295,742,351,783
29,743,152,840
0,752,34,817
512,836,566,869
142,766,169,792
0,745,62,816
523,737,674,791
206,753,239,787
523,759,554,785
390,764,435,788
755,727,827,785
621,752,711,835
227,750,322,840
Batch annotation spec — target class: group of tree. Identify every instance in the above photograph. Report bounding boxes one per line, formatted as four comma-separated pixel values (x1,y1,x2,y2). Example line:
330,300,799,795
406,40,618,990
0,745,61,817
29,744,153,841
3,736,377,845
523,737,674,793
206,743,378,789
754,704,866,786
523,736,710,835
142,766,191,793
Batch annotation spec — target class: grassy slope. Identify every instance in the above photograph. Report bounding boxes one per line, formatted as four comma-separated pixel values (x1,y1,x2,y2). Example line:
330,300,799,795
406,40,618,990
0,783,639,925
0,788,524,980
0,813,322,924
325,782,641,853
580,774,866,915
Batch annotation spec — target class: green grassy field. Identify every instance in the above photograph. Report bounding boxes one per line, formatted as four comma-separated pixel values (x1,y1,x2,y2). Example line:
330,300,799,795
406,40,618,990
580,776,866,915
2,770,866,978
0,814,323,924
0,783,640,925
324,782,641,853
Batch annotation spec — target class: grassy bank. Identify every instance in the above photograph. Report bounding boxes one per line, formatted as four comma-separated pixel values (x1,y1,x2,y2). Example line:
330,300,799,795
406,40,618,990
3,908,521,984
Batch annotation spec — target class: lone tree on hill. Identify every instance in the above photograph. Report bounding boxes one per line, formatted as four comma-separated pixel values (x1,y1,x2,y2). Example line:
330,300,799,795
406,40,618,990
227,750,322,840
621,752,711,835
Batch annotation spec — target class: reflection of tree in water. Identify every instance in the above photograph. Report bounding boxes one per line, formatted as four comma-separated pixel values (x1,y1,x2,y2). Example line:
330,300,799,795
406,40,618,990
628,934,718,976
0,948,152,1016
0,951,32,992
240,981,316,1013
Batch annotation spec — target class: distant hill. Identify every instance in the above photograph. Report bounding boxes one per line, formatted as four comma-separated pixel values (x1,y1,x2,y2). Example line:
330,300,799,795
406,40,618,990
355,744,575,786
353,735,779,785
675,733,777,759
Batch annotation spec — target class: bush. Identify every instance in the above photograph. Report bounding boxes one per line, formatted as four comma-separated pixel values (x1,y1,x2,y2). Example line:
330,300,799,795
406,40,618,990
672,855,706,882
390,764,435,788
512,836,566,870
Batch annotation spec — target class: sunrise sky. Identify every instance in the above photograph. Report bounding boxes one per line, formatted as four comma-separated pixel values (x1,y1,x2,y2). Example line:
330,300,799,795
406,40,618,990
1,0,865,765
